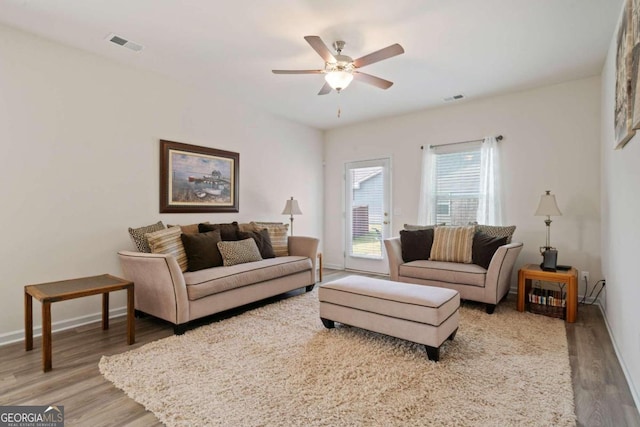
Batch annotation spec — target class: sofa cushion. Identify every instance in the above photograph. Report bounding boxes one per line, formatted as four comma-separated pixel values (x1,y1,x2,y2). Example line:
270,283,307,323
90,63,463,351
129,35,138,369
146,226,188,272
472,232,508,269
430,226,475,263
128,221,165,253
180,230,223,271
183,256,312,300
238,229,276,259
399,260,487,287
251,222,289,257
198,222,240,241
475,225,516,244
217,238,263,266
399,229,434,262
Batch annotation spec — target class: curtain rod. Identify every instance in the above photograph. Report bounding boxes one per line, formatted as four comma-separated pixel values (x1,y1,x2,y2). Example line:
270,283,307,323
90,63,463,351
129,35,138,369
421,135,503,150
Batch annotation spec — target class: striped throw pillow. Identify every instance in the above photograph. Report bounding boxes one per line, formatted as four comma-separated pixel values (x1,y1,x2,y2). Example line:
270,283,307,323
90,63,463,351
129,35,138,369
430,226,475,263
251,222,289,256
146,226,188,272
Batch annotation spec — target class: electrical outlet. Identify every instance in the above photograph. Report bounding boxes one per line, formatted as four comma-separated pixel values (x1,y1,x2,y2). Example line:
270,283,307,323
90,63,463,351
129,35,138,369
581,271,589,282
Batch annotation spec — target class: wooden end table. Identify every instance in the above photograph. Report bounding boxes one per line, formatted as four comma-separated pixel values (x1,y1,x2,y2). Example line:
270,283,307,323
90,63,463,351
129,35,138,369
517,264,578,323
25,274,135,372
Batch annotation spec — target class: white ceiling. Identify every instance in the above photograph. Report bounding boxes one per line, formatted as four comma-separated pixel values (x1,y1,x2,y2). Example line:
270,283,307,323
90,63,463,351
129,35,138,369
0,0,623,130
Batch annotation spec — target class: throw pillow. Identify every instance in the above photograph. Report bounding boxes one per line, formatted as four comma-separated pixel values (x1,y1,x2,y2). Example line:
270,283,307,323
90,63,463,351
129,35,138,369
217,238,263,266
146,226,188,272
399,229,434,262
403,223,446,231
238,229,276,259
168,222,208,235
128,221,165,253
251,222,289,256
472,232,508,269
180,230,223,271
430,226,475,263
475,225,516,244
198,222,240,241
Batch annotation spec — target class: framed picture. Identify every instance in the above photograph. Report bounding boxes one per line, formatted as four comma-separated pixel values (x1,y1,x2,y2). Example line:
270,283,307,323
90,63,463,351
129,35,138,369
615,0,635,148
631,0,640,131
159,140,239,213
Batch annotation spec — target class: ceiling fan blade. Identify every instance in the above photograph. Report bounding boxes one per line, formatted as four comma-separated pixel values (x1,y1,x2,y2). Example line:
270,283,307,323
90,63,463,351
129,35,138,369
353,43,404,68
318,82,332,95
272,70,324,74
304,36,336,63
353,72,394,89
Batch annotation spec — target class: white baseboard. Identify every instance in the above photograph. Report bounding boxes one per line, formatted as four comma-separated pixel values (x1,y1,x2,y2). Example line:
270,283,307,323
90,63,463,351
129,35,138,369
0,306,128,347
598,303,640,411
323,262,344,270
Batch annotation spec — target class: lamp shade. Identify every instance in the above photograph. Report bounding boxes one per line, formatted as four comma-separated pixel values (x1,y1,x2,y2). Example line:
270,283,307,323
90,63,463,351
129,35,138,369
534,191,562,216
282,197,302,216
325,71,353,91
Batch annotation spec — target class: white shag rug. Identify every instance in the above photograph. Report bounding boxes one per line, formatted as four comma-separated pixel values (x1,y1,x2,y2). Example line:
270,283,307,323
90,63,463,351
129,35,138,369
99,290,576,426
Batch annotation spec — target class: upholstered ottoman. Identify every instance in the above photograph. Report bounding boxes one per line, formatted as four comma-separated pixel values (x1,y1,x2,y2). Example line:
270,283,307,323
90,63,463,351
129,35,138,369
318,275,460,361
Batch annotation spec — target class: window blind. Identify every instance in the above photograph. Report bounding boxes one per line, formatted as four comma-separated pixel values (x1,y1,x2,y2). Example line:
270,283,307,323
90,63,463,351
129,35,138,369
433,147,481,225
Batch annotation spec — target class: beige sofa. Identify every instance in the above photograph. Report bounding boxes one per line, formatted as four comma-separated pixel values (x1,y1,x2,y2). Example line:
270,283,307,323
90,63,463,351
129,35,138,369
384,237,522,314
119,236,318,334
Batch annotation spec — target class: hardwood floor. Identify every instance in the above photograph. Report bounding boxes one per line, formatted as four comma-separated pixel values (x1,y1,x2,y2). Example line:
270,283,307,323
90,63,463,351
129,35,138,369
1,269,638,426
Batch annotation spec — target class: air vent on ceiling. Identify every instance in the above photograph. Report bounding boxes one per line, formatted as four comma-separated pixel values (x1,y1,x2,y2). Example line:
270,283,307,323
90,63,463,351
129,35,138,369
106,33,143,52
444,94,464,102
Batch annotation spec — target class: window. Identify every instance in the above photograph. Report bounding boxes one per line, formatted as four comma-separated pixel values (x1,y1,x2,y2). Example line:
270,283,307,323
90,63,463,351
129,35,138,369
419,136,502,226
432,147,481,225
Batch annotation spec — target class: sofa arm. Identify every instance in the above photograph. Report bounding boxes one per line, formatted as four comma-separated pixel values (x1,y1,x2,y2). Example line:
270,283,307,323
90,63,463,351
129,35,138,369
485,242,523,303
118,251,189,325
384,238,403,281
288,236,319,279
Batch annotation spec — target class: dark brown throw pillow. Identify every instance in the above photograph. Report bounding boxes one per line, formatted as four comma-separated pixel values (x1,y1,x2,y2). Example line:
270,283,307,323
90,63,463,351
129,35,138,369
472,232,508,269
180,230,223,271
238,229,276,259
198,222,239,241
399,229,434,262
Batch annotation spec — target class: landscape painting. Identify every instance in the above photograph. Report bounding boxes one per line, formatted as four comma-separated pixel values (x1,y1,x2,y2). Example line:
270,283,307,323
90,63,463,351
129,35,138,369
615,0,635,148
160,140,239,213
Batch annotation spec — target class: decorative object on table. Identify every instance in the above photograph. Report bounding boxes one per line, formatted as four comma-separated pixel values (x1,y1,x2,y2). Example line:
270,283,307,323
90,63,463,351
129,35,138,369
281,197,302,235
535,190,562,270
159,140,239,213
615,0,635,148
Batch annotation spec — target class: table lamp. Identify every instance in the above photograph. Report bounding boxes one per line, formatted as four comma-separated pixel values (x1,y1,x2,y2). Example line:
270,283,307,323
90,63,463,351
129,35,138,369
534,190,562,269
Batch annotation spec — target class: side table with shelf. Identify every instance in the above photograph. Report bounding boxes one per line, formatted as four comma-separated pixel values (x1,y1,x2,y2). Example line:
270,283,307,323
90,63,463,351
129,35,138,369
517,264,578,323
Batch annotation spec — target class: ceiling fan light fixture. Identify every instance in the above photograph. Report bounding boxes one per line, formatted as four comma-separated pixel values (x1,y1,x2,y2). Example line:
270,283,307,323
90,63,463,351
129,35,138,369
325,70,353,91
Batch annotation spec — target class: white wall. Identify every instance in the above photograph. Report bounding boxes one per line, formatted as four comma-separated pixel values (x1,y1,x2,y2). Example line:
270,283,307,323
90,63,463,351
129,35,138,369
600,5,640,404
0,24,323,340
324,77,602,288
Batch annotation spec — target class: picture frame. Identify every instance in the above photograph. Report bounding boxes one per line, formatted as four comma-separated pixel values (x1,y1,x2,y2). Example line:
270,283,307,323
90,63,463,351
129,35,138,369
631,0,640,130
159,140,239,213
615,0,635,148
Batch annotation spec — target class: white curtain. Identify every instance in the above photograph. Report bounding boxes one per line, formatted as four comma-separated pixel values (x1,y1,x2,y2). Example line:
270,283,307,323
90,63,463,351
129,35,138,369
476,136,503,225
417,145,435,225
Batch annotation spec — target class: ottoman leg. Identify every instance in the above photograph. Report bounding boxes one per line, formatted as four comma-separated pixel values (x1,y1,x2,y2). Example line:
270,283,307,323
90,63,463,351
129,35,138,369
425,345,440,362
448,327,458,341
321,318,335,329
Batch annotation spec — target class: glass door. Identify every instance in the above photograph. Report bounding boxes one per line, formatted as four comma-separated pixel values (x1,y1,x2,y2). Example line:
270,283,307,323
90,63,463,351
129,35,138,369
344,158,391,274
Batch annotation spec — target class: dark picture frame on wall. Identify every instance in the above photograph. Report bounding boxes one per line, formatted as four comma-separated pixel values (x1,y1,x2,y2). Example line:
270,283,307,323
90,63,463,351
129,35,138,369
631,0,640,131
615,0,635,149
159,140,239,213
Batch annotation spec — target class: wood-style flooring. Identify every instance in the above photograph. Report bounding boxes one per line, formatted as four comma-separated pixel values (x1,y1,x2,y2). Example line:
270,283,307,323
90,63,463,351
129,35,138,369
1,269,638,426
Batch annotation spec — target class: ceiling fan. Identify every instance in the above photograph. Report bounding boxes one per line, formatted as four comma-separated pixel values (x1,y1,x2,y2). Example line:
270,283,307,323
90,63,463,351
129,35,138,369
272,36,404,95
